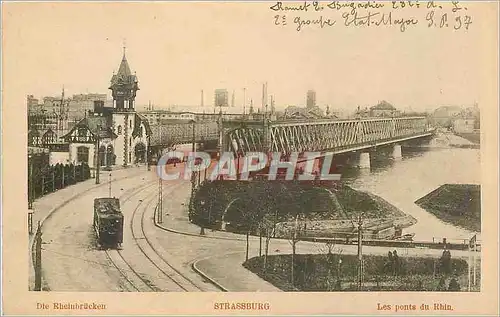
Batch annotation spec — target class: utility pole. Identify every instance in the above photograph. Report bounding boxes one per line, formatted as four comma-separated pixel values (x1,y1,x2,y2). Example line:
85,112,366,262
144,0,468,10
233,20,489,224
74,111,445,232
95,124,101,184
357,214,364,291
34,221,42,291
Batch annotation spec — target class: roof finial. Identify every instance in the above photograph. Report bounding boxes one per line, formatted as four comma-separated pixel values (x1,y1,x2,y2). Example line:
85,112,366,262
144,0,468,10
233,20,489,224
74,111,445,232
122,38,127,58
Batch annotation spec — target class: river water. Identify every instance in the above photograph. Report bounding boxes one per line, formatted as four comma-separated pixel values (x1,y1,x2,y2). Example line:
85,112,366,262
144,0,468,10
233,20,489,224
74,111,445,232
341,145,481,242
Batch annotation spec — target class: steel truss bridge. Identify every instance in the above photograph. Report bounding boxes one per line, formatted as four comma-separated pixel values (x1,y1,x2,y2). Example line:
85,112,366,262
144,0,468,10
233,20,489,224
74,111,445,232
149,117,435,156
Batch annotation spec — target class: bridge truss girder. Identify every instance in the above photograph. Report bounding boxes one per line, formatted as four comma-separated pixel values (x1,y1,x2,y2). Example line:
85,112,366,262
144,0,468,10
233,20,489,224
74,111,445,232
225,117,433,156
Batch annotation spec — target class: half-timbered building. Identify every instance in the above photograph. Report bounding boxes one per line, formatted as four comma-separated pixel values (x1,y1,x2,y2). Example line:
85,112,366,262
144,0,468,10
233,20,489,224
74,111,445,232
58,49,151,168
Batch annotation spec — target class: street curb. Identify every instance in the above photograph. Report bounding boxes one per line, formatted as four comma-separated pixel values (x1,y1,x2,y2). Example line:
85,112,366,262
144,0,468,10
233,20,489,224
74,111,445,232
29,169,147,290
190,260,228,292
152,187,246,242
191,257,229,292
153,217,246,242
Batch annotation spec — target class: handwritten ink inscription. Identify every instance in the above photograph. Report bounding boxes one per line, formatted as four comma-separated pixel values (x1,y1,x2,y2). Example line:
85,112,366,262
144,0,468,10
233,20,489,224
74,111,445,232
270,1,473,32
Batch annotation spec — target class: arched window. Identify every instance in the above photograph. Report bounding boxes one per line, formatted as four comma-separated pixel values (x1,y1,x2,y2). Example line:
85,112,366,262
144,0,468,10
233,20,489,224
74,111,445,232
117,125,122,135
76,146,89,164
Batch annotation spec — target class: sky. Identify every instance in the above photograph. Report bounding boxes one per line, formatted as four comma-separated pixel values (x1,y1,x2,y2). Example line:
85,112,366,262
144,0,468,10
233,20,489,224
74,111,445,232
3,1,492,113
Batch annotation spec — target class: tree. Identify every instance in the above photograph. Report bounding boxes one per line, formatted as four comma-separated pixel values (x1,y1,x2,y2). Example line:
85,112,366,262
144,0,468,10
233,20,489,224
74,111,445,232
288,213,300,287
261,215,276,278
318,241,343,291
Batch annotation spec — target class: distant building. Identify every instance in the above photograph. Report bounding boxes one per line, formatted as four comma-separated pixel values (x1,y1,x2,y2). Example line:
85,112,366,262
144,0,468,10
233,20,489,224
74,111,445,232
68,93,107,120
138,109,245,125
354,106,370,118
452,118,476,133
283,105,324,119
306,90,316,108
431,105,463,127
28,92,108,133
214,89,229,108
27,95,39,110
369,100,399,117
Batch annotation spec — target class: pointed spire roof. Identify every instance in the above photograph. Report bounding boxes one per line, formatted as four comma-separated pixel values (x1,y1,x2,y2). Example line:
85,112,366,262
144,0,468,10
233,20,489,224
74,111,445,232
109,47,138,89
117,51,132,78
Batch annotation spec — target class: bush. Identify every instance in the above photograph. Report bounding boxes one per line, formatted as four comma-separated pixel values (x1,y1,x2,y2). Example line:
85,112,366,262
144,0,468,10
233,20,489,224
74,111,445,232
243,254,475,292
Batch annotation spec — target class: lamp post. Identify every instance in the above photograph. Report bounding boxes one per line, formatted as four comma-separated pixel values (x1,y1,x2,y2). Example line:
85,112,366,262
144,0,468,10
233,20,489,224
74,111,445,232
28,154,33,210
356,214,364,291
190,119,197,186
158,177,163,224
108,172,112,197
95,124,101,184
147,135,151,171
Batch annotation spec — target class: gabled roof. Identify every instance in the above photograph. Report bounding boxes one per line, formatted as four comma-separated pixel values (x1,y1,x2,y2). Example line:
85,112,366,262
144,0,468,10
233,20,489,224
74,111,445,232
61,116,117,140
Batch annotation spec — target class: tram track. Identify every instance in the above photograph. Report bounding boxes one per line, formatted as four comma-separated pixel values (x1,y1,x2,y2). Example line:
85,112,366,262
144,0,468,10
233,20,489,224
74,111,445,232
132,184,203,292
103,180,205,292
102,182,159,292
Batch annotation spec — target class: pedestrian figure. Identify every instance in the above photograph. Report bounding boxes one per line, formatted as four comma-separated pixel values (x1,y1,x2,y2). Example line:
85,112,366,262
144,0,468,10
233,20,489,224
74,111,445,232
440,247,452,275
448,277,461,291
386,251,394,274
437,276,447,291
334,279,342,291
393,250,400,276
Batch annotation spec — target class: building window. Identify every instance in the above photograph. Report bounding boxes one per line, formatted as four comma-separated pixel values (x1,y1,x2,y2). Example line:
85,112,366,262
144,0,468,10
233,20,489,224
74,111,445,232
129,138,132,147
117,125,122,135
130,120,132,127
77,146,89,164
78,127,86,137
129,152,132,162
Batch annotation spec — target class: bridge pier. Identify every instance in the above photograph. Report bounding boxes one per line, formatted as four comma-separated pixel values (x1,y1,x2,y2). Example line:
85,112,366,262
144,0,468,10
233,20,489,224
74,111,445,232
358,152,371,169
392,144,402,160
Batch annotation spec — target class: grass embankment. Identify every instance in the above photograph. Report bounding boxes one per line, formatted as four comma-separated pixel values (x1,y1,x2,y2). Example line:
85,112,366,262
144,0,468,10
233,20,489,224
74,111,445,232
455,132,480,145
415,184,481,232
243,254,480,292
190,180,414,236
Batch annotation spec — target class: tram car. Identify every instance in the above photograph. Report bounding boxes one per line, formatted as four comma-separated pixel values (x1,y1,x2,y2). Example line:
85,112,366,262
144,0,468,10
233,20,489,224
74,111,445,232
93,198,124,249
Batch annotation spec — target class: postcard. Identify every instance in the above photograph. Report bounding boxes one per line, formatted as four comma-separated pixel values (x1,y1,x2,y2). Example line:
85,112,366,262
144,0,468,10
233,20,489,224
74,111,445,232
1,1,498,315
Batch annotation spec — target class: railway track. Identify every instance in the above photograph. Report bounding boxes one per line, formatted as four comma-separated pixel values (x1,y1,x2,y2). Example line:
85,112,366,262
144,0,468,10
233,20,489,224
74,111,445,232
102,182,159,292
102,180,205,292
133,186,203,292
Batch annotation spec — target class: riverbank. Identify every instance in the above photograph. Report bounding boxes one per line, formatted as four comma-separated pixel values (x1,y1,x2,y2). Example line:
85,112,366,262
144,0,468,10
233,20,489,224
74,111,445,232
415,184,481,232
454,132,480,145
190,181,416,239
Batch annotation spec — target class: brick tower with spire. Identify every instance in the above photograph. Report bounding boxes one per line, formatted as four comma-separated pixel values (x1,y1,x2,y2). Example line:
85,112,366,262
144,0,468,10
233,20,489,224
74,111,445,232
109,46,142,167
